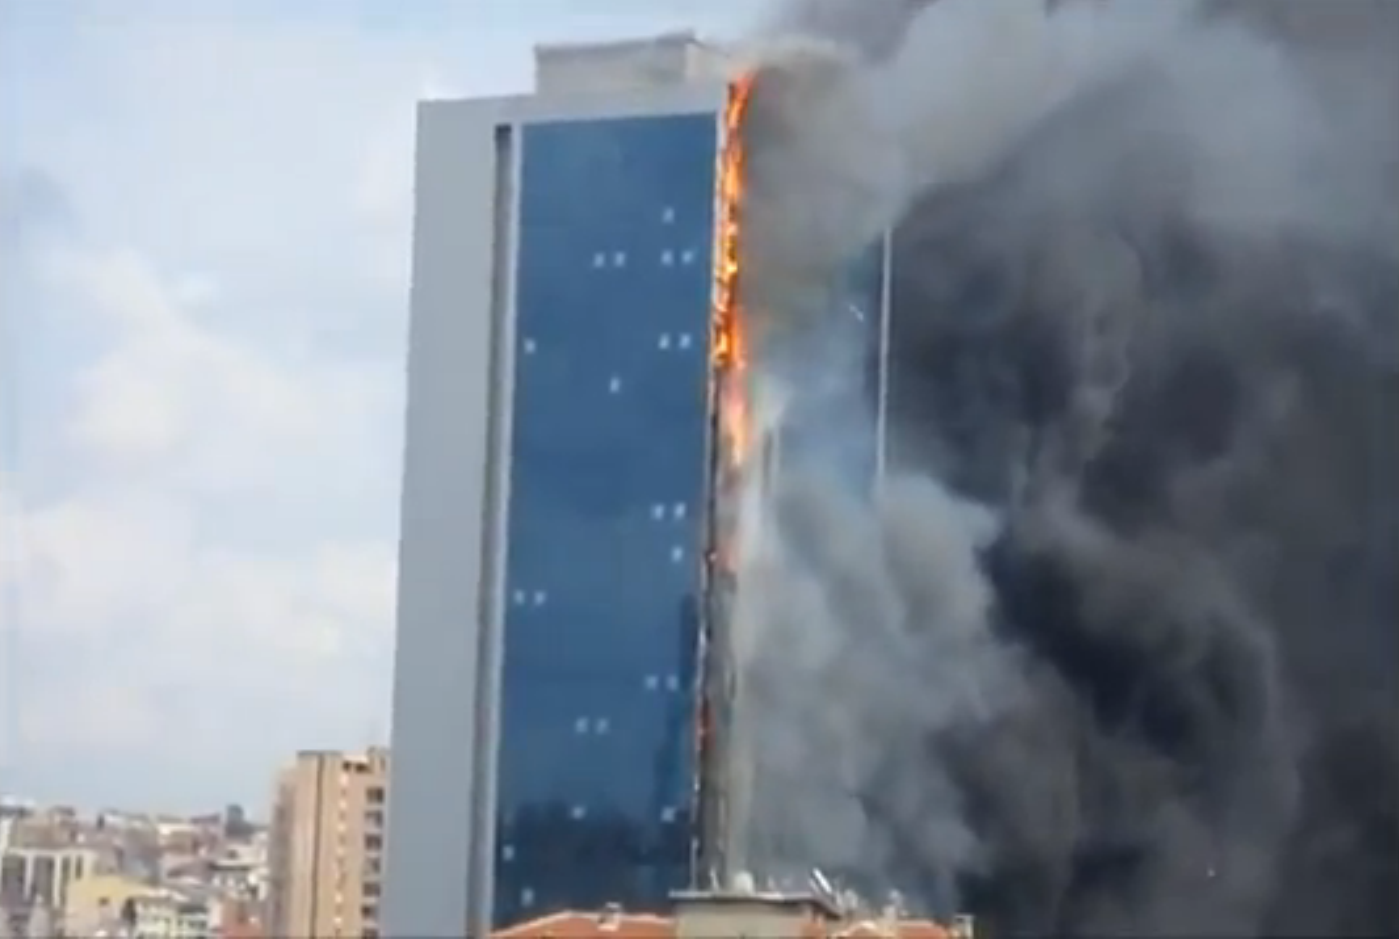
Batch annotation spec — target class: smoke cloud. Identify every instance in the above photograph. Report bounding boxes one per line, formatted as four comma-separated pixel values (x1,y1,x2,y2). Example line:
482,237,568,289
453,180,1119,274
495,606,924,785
726,1,1399,935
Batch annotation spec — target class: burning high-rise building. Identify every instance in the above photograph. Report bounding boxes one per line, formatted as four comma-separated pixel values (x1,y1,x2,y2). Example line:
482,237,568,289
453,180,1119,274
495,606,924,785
382,31,893,938
383,1,1398,935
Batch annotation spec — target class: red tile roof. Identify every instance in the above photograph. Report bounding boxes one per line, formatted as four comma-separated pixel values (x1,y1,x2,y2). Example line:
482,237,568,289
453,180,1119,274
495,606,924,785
491,909,953,939
493,910,675,939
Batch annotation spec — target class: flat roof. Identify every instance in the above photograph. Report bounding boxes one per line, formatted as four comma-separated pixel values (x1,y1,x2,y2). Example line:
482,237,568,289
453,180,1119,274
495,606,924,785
670,888,842,920
533,30,704,56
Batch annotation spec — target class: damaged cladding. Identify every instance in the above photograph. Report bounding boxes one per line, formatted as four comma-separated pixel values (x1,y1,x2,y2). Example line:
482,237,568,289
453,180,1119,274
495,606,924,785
726,1,1398,936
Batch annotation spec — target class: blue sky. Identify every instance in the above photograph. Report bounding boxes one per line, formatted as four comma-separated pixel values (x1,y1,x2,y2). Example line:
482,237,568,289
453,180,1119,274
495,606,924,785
0,0,754,814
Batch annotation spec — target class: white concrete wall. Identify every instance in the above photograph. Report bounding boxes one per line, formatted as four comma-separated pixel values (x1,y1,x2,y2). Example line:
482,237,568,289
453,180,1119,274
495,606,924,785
534,33,730,96
380,96,501,939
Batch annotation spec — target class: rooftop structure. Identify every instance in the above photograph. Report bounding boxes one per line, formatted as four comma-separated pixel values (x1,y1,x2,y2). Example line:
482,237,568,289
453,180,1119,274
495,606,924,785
532,31,731,95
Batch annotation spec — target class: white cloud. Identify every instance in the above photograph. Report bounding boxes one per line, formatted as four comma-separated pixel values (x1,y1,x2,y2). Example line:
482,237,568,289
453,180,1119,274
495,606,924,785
49,244,395,497
4,234,403,808
0,6,466,811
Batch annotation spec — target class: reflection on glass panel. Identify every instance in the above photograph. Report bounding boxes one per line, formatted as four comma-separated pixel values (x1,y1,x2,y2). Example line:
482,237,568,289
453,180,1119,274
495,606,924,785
495,113,718,928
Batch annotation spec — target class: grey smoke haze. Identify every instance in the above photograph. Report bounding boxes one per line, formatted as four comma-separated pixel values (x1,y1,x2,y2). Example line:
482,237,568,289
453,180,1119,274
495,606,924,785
729,0,1398,935
729,471,1012,909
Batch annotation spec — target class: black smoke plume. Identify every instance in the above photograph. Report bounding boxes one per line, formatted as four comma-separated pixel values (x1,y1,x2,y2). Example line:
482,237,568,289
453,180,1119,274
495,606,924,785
731,2,1399,936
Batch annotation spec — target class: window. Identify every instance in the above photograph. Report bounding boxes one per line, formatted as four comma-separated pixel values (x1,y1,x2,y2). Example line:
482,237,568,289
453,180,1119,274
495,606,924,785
363,882,380,899
367,786,385,805
364,834,383,851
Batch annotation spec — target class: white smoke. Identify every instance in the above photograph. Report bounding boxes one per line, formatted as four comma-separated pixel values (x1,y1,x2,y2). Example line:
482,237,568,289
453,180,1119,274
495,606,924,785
734,0,1199,334
726,463,1013,895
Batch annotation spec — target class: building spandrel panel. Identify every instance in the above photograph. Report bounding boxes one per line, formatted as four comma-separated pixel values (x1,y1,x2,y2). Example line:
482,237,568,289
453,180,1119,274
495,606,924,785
495,112,718,928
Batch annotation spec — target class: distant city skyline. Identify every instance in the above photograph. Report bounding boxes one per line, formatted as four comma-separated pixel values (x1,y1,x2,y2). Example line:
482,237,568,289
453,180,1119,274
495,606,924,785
0,0,754,812
0,790,269,938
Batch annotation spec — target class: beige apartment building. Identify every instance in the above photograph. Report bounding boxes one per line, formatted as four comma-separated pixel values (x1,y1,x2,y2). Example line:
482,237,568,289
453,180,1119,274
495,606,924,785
267,748,388,939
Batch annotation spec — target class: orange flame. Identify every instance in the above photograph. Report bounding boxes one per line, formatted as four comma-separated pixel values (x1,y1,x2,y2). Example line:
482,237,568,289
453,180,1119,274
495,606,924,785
694,74,757,875
713,74,755,473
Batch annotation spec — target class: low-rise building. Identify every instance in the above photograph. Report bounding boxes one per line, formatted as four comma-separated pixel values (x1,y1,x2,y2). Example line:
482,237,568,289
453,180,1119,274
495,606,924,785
0,802,32,854
0,845,100,911
62,873,152,937
131,891,212,939
205,845,264,902
486,888,975,939
63,875,213,939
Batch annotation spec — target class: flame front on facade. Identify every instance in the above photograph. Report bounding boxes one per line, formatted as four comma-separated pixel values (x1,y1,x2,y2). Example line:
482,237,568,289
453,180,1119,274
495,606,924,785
692,71,757,888
713,72,756,485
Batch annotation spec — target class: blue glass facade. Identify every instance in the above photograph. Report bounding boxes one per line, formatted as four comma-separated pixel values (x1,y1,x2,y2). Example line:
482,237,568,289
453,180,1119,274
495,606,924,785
494,113,719,927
